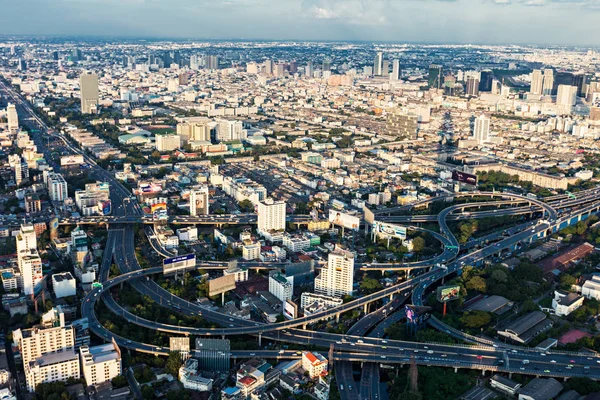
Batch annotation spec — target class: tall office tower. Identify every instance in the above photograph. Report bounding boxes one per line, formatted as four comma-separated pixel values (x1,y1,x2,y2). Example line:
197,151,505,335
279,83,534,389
215,119,245,142
7,103,19,131
274,63,285,77
322,59,331,72
573,73,588,97
466,77,480,96
530,69,543,95
373,52,383,76
391,59,401,81
491,79,501,95
289,61,298,74
264,59,273,75
13,325,78,392
386,109,418,139
47,172,68,201
17,224,37,256
173,50,181,66
189,186,209,216
257,198,286,234
10,45,16,55
15,158,29,185
556,85,578,111
542,69,554,95
473,114,490,144
177,121,211,143
190,55,199,70
71,48,82,62
305,61,313,78
162,52,172,68
382,59,390,77
428,64,443,89
51,51,59,61
314,247,354,297
207,55,219,70
18,58,27,71
246,62,258,74
79,72,99,114
479,69,493,92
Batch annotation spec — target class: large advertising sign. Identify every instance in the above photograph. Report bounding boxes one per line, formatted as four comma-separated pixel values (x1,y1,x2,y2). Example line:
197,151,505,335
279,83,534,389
328,210,360,231
452,170,478,186
60,155,84,166
436,285,461,303
363,206,375,225
163,253,196,275
208,275,236,297
283,299,298,320
151,203,167,214
170,337,191,353
373,222,407,240
99,200,111,216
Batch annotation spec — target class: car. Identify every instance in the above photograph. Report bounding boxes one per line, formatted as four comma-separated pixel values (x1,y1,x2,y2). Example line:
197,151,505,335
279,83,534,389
570,360,576,363
441,354,447,358
413,350,419,353
567,364,574,368
544,370,550,373
476,355,483,360
550,360,556,363
381,355,386,359
427,350,434,354
520,367,525,370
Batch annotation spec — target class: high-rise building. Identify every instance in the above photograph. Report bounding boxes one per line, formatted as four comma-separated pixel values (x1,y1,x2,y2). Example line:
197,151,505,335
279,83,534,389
80,340,122,386
322,59,331,72
314,247,354,297
13,325,78,392
18,58,27,71
264,59,273,75
156,134,180,152
215,120,245,142
19,249,43,296
473,114,490,144
391,59,401,81
373,52,383,76
381,59,390,77
466,77,480,97
207,56,219,70
257,198,286,234
79,72,99,114
47,172,68,201
556,85,578,111
530,69,544,95
189,186,209,216
17,224,37,256
542,69,554,96
386,109,418,139
268,272,293,302
573,73,588,97
479,70,493,92
428,64,443,89
305,61,313,78
7,103,19,132
177,121,211,143
14,158,29,186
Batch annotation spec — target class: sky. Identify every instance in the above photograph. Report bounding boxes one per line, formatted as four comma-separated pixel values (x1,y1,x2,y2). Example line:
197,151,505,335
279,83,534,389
1,0,600,46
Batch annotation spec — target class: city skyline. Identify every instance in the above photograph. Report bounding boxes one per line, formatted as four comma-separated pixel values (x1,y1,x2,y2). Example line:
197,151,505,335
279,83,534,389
2,0,600,46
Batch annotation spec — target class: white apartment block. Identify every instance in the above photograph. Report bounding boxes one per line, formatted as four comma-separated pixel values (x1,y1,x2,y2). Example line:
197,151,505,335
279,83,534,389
189,186,209,216
269,273,293,302
80,340,122,386
224,267,249,282
257,198,286,235
156,133,180,152
51,272,76,299
19,250,43,296
177,227,198,242
47,173,68,202
314,248,354,297
216,120,245,142
242,242,261,261
582,274,600,300
25,351,80,392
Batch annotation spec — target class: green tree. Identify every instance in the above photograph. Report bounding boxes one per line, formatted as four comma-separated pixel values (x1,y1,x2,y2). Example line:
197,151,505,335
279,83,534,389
165,352,183,377
360,277,383,294
465,276,486,293
238,199,254,212
560,274,577,290
460,311,491,328
111,375,128,388
412,237,426,253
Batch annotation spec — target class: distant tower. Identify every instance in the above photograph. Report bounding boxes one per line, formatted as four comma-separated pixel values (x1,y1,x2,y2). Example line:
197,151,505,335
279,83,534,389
79,72,99,114
530,69,543,95
428,64,443,89
391,59,401,81
373,52,383,76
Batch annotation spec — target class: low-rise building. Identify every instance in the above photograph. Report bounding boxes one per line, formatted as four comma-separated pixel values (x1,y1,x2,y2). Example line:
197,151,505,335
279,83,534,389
302,351,328,378
179,358,213,392
52,272,76,298
80,340,122,386
518,377,563,400
551,290,584,317
490,374,521,396
582,274,600,300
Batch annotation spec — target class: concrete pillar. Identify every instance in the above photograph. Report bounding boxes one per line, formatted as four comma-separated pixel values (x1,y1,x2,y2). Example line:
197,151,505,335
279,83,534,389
389,294,393,301
481,369,486,376
302,324,307,330
258,333,262,347
336,313,340,323
509,373,512,379
564,377,568,382
381,270,385,277
454,367,458,373
363,303,368,314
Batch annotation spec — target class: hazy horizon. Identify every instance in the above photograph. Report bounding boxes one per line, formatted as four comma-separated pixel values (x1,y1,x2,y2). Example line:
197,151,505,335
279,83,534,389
2,0,600,47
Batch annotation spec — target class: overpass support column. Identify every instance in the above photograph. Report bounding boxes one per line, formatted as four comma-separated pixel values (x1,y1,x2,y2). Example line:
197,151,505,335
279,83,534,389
302,324,307,330
406,270,410,279
258,333,262,347
382,270,385,277
363,303,368,314
564,377,569,382
389,294,393,301
336,313,340,323
481,370,486,376
454,367,458,373
509,373,512,379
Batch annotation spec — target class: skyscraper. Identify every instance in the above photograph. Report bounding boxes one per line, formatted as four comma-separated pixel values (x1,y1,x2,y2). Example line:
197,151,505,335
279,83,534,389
314,247,354,297
7,103,19,132
466,77,480,97
381,59,390,77
189,186,210,216
530,69,544,95
479,70,493,92
391,59,401,81
542,69,554,96
556,85,578,112
473,114,490,144
322,59,331,72
257,198,286,234
79,72,99,114
428,64,443,89
373,52,383,76
305,61,313,78
573,73,588,97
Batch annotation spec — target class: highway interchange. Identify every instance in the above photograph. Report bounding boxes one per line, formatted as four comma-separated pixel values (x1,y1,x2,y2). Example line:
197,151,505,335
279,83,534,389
5,79,600,399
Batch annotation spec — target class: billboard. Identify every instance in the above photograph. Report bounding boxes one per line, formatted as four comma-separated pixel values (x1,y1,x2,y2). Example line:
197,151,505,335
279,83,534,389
363,206,375,225
60,155,84,166
98,200,111,216
208,275,236,297
170,337,191,353
328,210,360,231
436,285,461,303
151,203,167,214
283,299,298,320
452,170,478,186
163,254,196,275
373,222,407,240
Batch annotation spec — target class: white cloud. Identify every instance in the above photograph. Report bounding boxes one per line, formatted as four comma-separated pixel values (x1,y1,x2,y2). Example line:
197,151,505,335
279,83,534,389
301,0,392,25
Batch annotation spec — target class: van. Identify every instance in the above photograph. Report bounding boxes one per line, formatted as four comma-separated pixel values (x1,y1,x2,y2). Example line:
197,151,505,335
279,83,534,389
522,360,529,364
